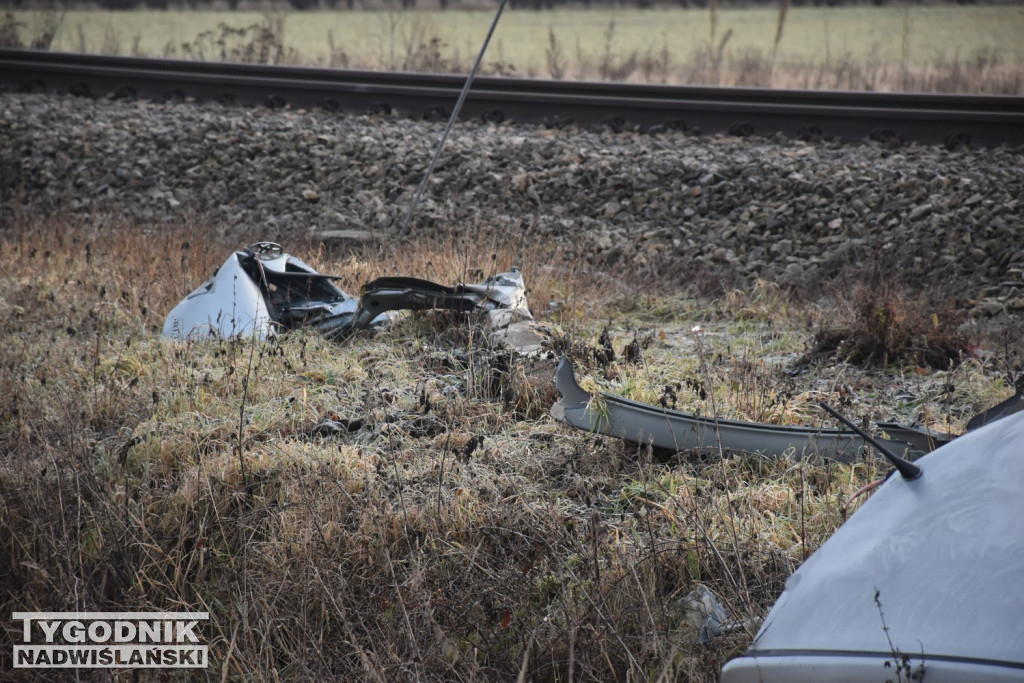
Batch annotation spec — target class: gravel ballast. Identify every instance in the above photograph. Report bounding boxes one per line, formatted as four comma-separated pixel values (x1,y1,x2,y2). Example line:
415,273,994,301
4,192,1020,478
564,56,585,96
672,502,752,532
2,93,1022,312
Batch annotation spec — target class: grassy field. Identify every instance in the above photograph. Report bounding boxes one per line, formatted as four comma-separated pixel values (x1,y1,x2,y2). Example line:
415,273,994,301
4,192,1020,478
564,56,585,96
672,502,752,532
1,210,1019,679
9,5,1024,90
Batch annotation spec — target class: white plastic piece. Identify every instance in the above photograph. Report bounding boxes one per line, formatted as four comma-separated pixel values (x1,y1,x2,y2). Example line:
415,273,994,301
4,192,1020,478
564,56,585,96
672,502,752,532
163,252,273,341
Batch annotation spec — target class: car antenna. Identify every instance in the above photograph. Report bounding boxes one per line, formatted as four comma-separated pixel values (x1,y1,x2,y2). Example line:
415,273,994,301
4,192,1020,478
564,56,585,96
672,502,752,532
398,0,510,238
818,402,923,481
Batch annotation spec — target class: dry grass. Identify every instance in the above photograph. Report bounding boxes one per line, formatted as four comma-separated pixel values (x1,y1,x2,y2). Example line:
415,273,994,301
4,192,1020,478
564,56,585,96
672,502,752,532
5,8,1023,94
0,211,1016,679
810,276,968,370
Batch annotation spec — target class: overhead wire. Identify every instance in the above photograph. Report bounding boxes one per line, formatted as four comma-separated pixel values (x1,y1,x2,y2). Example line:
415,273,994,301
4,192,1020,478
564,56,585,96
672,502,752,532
398,0,510,237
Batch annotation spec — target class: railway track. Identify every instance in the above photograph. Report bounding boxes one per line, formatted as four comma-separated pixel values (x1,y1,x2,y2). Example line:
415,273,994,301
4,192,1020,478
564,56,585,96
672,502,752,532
2,48,1023,147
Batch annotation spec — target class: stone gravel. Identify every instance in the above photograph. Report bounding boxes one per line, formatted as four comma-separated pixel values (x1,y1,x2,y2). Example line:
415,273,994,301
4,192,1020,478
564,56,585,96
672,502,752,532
2,92,1022,313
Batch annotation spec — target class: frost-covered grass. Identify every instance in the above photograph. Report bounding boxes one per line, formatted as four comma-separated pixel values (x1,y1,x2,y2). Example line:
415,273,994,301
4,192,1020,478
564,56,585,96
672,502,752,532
0,211,1018,679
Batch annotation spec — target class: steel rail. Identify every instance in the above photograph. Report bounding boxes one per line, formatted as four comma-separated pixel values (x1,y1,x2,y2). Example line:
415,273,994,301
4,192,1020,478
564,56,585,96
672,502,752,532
2,48,1023,146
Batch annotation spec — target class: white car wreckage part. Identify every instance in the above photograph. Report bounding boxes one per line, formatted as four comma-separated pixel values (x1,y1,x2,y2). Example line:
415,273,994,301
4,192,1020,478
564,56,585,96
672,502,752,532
163,242,537,344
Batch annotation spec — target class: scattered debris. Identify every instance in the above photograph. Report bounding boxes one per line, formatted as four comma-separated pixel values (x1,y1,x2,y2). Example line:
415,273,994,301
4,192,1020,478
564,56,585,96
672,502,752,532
965,378,1024,430
680,584,730,644
874,420,956,453
163,242,359,341
311,417,364,437
163,242,536,344
550,357,1020,461
550,357,911,462
351,267,530,332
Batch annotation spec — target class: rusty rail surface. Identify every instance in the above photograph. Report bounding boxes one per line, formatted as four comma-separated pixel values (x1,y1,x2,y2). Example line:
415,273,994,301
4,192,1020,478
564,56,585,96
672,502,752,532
3,48,1023,146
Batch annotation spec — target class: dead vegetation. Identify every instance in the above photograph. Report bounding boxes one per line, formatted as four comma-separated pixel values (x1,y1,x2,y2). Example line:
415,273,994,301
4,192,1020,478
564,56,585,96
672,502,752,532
809,275,969,370
0,212,1017,679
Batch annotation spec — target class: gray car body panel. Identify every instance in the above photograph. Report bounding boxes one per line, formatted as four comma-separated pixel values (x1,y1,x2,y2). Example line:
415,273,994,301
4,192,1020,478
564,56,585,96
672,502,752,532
722,411,1024,681
550,357,906,461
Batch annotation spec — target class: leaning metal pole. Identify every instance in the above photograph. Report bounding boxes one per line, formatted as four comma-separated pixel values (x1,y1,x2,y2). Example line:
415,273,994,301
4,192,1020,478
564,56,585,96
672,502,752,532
398,0,509,237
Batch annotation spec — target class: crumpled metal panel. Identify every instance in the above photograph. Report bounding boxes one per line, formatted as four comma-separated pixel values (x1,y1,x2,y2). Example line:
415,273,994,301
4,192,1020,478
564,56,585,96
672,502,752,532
163,243,358,341
350,268,530,331
163,243,531,342
163,251,276,341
